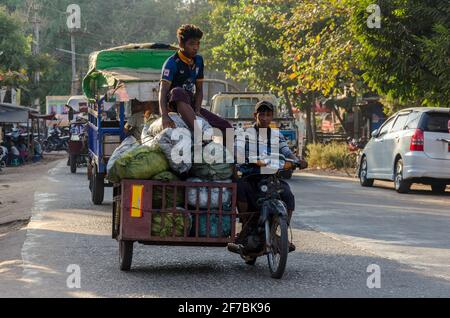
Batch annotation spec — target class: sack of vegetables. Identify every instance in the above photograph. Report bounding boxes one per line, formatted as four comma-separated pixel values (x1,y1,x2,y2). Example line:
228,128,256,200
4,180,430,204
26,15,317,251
151,171,185,209
107,145,169,183
151,210,192,238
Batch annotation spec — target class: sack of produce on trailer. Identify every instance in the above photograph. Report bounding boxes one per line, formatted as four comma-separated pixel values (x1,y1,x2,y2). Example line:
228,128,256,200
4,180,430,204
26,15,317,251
151,211,192,238
186,178,232,209
189,212,232,238
156,128,192,174
146,113,212,138
190,142,233,180
152,171,185,209
108,145,169,182
146,113,189,138
107,136,139,183
140,114,160,144
199,213,232,238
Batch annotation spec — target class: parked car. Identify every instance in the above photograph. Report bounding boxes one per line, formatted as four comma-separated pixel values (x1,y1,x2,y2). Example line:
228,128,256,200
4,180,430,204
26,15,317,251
358,107,450,193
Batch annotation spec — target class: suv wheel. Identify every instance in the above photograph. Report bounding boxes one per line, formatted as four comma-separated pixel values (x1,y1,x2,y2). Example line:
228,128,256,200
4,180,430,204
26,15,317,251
394,159,411,193
359,157,374,187
431,183,447,194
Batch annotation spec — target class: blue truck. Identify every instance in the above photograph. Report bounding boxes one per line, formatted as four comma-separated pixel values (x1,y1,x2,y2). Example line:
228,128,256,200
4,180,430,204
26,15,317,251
82,43,177,204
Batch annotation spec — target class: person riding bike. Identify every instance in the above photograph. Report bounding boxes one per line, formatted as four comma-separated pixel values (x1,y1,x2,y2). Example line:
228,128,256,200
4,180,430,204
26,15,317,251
234,101,305,253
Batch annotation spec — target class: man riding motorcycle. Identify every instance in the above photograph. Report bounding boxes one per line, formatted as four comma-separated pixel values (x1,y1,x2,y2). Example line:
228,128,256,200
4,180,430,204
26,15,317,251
233,101,307,253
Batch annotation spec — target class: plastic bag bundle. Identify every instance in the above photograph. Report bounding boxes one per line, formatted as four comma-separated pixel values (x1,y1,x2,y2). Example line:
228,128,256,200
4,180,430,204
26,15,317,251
197,213,232,238
186,178,232,209
190,141,234,180
145,113,188,138
140,114,160,143
155,128,192,174
107,136,139,182
144,113,212,139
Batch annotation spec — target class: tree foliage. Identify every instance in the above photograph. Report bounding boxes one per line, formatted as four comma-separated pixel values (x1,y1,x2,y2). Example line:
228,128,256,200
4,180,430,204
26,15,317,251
210,0,295,92
350,0,450,106
0,5,53,105
278,0,360,98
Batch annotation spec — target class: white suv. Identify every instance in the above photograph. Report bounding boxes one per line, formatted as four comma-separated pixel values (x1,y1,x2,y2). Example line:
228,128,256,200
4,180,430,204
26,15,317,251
359,107,450,193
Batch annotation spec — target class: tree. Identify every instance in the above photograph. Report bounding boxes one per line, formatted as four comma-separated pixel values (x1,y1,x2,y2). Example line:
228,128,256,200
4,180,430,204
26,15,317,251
0,5,53,106
278,0,359,98
350,0,450,107
277,0,363,140
0,6,29,77
5,0,197,105
210,0,295,92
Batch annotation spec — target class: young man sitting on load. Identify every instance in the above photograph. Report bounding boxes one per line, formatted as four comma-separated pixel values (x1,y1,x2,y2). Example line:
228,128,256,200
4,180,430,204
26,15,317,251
159,24,231,136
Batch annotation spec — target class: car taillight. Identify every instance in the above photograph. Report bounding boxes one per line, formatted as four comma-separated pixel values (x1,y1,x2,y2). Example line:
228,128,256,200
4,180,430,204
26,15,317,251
410,129,424,151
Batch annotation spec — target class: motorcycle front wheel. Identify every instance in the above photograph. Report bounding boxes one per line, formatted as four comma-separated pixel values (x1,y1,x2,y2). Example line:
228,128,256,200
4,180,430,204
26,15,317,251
266,215,288,279
43,141,52,153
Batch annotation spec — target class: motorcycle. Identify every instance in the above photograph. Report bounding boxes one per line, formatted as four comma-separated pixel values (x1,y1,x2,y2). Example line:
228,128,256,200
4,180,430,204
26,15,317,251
228,154,307,279
43,129,69,153
68,123,88,174
345,137,365,177
0,146,7,172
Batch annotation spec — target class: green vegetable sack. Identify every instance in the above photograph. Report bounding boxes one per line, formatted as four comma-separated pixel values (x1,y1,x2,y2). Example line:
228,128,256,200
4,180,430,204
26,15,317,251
151,212,192,238
152,171,185,209
108,145,169,183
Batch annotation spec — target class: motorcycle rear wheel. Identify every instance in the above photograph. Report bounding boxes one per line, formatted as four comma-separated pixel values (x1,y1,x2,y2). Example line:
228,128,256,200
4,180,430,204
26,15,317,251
70,154,77,174
266,215,288,279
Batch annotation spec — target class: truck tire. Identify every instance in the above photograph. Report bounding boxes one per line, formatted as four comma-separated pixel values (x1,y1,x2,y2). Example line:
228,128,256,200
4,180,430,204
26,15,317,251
70,155,77,174
91,169,105,205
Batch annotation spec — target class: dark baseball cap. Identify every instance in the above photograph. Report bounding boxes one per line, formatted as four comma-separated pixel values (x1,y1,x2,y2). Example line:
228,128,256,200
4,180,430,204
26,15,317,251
255,100,275,113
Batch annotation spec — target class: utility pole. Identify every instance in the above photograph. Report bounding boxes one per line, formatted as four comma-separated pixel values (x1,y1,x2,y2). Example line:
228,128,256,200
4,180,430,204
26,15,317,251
30,0,41,109
70,32,79,95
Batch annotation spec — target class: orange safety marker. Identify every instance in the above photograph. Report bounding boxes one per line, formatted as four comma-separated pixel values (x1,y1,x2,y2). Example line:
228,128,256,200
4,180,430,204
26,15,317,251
130,184,144,218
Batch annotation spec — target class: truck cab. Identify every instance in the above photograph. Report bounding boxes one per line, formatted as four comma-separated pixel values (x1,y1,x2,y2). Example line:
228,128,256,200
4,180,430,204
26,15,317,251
210,92,299,153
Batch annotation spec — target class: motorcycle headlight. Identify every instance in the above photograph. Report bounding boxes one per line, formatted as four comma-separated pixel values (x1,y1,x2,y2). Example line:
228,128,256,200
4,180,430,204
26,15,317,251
71,135,80,141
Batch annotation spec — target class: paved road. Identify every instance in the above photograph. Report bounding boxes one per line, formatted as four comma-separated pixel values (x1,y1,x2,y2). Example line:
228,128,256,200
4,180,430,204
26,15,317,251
1,160,449,297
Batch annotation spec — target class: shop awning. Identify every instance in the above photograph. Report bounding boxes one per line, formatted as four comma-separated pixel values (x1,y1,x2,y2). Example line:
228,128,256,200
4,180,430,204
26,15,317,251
29,113,56,120
0,103,38,123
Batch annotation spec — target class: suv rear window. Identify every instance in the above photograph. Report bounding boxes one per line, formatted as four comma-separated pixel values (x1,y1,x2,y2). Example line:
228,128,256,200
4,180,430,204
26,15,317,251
422,112,450,133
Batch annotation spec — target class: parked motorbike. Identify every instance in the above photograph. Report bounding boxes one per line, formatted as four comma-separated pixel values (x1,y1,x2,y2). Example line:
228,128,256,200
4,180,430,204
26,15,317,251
43,130,69,153
345,137,365,177
0,146,8,172
228,154,306,279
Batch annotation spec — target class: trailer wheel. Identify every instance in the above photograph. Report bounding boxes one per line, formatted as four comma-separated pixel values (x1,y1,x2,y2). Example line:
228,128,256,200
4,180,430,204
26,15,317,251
91,169,105,205
70,155,77,174
119,240,133,271
112,185,121,239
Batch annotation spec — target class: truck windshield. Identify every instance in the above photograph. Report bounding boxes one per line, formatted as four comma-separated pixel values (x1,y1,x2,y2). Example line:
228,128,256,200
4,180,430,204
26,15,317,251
213,97,260,118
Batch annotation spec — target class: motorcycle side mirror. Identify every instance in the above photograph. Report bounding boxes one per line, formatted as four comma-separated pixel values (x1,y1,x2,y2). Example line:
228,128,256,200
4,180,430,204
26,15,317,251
371,129,379,138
